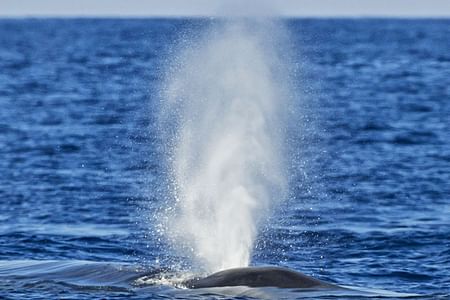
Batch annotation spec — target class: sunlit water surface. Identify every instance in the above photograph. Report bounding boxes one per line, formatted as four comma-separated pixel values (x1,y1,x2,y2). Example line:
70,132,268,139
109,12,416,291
0,19,449,299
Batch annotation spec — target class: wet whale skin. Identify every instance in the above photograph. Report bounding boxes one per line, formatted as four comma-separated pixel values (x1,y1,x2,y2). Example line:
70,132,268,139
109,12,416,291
184,266,338,289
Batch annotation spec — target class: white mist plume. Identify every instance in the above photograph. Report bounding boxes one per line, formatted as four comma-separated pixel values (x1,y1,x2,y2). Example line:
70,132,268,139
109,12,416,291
160,20,290,273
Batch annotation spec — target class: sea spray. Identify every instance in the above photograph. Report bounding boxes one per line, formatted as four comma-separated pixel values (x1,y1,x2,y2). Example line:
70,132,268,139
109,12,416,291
158,20,292,273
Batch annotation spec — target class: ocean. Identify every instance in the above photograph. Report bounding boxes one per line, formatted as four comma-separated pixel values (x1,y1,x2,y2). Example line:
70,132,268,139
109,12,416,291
0,18,449,299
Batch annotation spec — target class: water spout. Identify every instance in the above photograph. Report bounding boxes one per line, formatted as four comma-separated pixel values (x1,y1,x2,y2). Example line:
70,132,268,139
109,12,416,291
159,20,291,273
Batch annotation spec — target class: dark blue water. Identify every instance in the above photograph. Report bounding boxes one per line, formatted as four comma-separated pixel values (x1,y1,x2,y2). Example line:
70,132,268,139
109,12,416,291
0,19,449,299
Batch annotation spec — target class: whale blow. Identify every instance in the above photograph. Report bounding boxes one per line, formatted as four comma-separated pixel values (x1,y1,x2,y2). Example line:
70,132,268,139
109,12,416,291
159,20,291,273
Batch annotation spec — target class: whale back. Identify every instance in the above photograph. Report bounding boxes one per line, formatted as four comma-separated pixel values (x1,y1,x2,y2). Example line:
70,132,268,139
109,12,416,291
184,266,337,289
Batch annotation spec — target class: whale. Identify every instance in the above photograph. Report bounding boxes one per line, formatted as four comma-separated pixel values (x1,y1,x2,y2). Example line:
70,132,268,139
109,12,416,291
183,266,340,289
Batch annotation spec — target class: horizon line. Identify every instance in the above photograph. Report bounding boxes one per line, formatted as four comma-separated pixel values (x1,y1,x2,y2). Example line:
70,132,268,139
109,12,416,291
1,14,450,19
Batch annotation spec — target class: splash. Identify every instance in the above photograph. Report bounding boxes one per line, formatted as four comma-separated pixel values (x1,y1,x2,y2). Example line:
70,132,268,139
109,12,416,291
159,20,291,273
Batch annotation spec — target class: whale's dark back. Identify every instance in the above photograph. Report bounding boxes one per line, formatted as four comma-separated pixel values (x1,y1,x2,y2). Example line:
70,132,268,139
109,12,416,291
184,266,337,289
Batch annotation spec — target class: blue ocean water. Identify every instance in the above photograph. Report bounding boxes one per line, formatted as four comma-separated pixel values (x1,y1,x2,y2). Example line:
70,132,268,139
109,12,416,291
0,18,449,299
